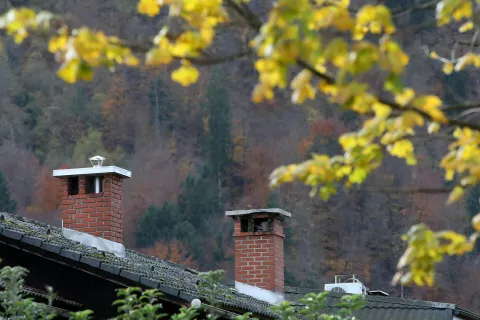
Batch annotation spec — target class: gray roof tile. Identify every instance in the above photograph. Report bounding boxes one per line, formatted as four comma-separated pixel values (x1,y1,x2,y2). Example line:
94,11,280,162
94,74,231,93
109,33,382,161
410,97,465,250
60,249,81,261
80,256,101,268
2,228,23,240
120,270,141,282
22,235,43,247
100,263,121,275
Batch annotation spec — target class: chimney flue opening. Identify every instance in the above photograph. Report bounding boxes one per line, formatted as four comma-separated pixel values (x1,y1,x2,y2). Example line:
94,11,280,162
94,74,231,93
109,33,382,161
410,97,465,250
67,177,79,195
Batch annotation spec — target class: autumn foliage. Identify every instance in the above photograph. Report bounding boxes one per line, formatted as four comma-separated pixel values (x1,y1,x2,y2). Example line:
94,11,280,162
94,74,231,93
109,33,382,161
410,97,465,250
142,240,196,269
3,0,480,293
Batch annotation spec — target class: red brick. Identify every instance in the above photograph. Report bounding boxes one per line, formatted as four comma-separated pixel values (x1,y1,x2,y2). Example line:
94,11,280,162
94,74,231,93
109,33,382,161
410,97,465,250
232,215,285,293
59,173,127,244
71,223,89,228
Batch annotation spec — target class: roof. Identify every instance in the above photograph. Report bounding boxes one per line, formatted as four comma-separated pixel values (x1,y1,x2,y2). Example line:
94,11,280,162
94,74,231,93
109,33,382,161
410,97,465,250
53,166,131,178
0,212,479,320
284,287,480,320
0,212,275,318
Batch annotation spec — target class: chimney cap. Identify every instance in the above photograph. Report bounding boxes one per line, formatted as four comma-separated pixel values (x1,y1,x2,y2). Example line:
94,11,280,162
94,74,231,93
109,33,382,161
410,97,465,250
89,155,106,167
53,166,131,178
225,208,291,218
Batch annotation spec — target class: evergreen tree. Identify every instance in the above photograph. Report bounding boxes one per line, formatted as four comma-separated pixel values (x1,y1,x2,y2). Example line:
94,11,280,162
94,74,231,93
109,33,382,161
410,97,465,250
0,171,16,213
213,233,225,262
147,75,176,138
204,69,233,184
136,202,178,247
177,168,223,229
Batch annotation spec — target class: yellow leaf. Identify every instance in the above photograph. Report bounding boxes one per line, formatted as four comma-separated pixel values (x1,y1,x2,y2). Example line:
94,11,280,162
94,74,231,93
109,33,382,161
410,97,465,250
338,0,350,8
413,95,447,123
372,102,391,118
57,59,80,84
459,21,473,32
291,70,316,104
445,169,454,181
252,84,274,103
390,139,414,158
443,62,454,75
395,88,415,106
339,133,357,150
48,34,68,53
137,0,160,17
349,167,367,184
146,47,173,65
200,27,215,43
429,51,438,59
13,29,28,44
171,60,199,86
452,1,472,21
447,186,464,204
428,122,440,134
472,213,480,232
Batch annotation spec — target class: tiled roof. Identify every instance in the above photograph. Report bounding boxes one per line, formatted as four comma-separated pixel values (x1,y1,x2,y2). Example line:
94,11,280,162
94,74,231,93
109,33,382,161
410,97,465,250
284,286,480,320
1,212,479,320
0,213,276,318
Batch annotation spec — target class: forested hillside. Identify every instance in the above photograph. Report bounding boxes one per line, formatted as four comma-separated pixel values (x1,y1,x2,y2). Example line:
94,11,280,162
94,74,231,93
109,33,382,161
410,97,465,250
1,0,479,312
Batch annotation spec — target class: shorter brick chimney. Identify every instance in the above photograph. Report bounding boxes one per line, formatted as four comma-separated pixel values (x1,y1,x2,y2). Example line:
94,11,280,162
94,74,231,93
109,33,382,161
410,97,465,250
226,208,290,294
53,156,131,244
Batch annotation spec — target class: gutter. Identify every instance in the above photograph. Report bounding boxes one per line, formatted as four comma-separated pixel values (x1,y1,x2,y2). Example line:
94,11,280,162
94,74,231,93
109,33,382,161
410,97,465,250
455,307,480,320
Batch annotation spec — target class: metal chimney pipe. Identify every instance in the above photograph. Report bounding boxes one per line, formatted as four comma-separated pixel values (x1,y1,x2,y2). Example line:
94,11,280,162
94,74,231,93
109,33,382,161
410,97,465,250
94,176,101,193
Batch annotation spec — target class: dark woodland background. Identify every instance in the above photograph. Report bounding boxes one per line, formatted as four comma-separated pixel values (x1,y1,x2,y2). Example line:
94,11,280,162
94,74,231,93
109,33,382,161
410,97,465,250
1,0,479,312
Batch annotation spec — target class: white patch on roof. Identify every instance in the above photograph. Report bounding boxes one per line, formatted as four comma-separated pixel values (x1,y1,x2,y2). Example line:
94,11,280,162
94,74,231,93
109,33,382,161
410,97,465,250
235,281,284,305
62,227,125,258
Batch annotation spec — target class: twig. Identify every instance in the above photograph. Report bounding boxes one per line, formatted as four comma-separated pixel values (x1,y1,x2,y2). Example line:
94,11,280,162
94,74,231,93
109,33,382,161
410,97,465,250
364,186,452,194
442,101,480,111
391,0,439,18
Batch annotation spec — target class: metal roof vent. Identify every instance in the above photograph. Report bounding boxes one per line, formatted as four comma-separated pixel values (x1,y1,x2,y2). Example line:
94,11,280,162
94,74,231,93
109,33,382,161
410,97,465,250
89,155,105,167
324,275,368,295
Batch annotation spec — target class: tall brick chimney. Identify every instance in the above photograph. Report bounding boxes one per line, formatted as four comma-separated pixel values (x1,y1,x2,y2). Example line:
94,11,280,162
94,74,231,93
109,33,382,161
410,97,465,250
53,156,131,244
226,208,291,294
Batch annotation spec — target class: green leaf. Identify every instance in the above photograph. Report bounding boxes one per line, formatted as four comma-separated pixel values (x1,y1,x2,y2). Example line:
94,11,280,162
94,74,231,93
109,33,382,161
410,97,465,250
384,73,404,94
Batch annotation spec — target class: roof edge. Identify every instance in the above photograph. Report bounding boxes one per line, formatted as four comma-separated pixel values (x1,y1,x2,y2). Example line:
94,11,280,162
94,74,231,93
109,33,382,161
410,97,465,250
225,208,291,218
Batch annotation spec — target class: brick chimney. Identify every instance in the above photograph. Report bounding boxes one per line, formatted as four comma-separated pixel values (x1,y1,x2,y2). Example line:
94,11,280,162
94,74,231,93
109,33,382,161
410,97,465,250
226,208,291,294
53,156,131,244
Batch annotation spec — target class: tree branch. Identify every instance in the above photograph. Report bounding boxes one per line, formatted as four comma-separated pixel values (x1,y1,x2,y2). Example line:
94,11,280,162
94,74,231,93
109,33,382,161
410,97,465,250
226,0,480,132
454,39,480,47
442,101,480,111
124,39,253,65
364,186,452,194
391,0,439,18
